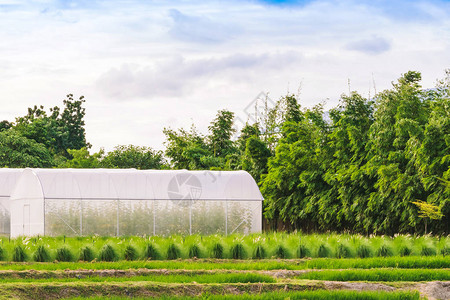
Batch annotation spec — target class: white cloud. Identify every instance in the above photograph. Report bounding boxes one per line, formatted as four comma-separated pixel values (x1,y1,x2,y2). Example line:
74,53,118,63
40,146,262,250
345,36,392,55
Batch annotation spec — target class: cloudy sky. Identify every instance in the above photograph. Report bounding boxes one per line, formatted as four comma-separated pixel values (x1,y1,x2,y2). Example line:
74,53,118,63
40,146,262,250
1,0,449,152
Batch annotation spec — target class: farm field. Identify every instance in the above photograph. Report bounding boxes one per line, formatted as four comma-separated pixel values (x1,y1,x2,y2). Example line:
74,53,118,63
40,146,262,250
0,233,448,299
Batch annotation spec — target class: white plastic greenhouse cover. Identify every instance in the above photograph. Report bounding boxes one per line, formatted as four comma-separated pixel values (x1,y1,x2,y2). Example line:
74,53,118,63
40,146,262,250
10,168,263,237
0,169,22,234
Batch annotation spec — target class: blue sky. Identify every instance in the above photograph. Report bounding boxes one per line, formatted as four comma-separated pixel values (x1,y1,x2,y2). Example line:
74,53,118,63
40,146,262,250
0,0,449,151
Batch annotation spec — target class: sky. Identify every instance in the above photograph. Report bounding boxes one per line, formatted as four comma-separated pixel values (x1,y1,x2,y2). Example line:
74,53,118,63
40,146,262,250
0,0,449,152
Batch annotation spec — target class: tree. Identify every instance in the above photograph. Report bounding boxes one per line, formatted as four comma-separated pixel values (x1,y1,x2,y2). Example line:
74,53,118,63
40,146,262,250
0,130,54,168
100,145,166,169
58,147,102,168
411,200,443,234
208,110,236,158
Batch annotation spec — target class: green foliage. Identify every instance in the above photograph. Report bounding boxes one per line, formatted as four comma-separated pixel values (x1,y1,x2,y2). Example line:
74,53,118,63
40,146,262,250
211,242,224,259
420,246,437,256
99,244,118,262
55,247,74,262
33,245,51,262
166,243,181,260
12,245,27,262
335,243,352,258
0,246,5,261
356,244,372,258
123,244,138,261
230,243,246,259
100,145,166,169
399,246,412,257
79,246,95,261
274,244,289,259
253,244,267,259
376,245,393,257
143,243,161,260
297,244,311,258
317,244,331,258
188,244,201,258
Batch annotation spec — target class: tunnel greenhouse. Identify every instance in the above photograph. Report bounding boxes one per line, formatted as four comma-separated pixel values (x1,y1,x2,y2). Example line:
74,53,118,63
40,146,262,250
9,168,263,237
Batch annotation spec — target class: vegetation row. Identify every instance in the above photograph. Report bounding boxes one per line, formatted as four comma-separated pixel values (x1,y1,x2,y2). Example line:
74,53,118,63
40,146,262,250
0,233,448,262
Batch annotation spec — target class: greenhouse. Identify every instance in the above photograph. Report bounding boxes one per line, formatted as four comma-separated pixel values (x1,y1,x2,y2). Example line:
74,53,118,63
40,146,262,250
10,168,263,238
0,169,22,235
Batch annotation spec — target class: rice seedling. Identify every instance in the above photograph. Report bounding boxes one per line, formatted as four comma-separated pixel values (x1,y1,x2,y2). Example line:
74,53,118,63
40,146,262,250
12,245,27,262
211,242,224,259
33,245,51,262
317,243,331,258
376,244,393,257
230,243,246,259
335,243,352,258
123,244,138,261
296,244,311,258
188,244,201,258
253,244,266,259
274,244,289,259
143,243,161,260
166,243,181,260
55,246,74,262
441,246,449,256
420,245,437,256
79,246,95,261
99,244,118,262
399,245,412,256
356,244,372,258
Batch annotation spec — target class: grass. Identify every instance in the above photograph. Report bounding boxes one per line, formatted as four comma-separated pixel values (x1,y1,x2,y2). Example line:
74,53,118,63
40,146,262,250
0,256,447,271
0,273,276,284
67,290,422,300
297,268,450,281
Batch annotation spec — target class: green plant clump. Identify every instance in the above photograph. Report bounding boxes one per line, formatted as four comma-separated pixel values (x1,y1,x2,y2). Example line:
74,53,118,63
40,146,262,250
317,244,331,258
231,243,246,259
188,244,201,258
166,243,181,260
12,245,27,262
356,244,372,258
212,242,224,259
253,244,266,259
297,244,311,258
99,244,118,262
376,245,393,257
55,247,74,262
79,246,95,261
123,244,138,261
33,245,51,262
144,243,160,260
335,244,352,258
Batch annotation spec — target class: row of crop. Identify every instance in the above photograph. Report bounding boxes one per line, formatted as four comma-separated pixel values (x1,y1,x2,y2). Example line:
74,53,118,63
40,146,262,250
0,241,448,262
0,233,448,261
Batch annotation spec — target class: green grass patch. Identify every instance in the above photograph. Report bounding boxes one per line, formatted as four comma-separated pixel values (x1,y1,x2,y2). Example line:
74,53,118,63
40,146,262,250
67,290,421,300
297,268,450,282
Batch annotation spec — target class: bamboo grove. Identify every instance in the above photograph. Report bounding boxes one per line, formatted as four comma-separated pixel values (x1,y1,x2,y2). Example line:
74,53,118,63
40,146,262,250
1,71,449,235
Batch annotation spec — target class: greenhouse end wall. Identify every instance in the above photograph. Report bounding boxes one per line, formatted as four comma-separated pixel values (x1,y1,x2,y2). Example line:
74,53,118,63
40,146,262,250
10,169,264,237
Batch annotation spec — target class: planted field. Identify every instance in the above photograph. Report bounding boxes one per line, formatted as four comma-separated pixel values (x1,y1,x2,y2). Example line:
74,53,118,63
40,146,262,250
0,233,448,299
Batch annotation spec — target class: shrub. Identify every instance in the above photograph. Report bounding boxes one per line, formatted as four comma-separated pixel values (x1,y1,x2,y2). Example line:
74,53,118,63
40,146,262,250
421,246,436,256
317,244,331,258
79,246,95,261
356,244,372,258
211,242,224,259
124,244,138,261
253,244,266,259
231,243,246,259
144,243,161,260
12,245,27,262
297,244,311,258
188,244,201,258
167,243,181,260
55,247,73,262
376,244,393,257
274,245,289,259
335,244,352,258
99,244,118,262
33,245,51,262
399,246,412,257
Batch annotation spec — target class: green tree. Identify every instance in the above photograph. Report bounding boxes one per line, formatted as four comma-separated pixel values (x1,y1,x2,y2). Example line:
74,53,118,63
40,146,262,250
58,147,102,168
0,130,54,167
208,110,236,158
100,145,166,169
